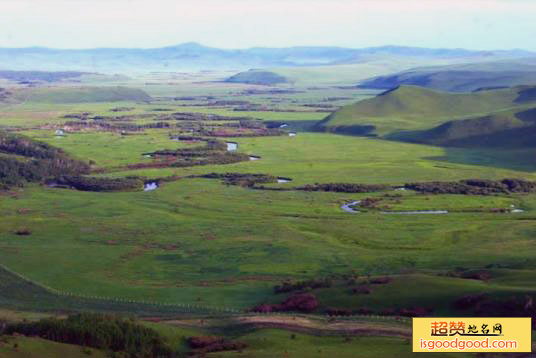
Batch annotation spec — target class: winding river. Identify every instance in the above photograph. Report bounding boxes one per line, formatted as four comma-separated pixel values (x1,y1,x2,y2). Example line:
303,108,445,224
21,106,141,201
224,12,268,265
144,182,159,191
277,177,293,184
341,201,361,213
340,201,525,215
226,142,238,151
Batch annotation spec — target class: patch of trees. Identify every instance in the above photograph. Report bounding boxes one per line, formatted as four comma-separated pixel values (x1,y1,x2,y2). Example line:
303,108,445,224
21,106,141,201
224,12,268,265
52,175,144,192
0,132,66,159
201,173,277,187
186,336,248,355
5,313,175,357
405,179,536,195
274,278,333,294
297,183,390,193
0,133,90,189
250,293,319,313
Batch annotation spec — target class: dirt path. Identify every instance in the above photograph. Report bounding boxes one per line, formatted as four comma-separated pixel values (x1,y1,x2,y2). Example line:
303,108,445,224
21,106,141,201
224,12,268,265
160,314,412,338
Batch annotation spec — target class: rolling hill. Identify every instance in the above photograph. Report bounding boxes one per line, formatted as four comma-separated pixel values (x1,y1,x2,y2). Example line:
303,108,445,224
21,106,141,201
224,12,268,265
318,85,536,147
13,86,152,103
357,58,536,92
224,70,290,85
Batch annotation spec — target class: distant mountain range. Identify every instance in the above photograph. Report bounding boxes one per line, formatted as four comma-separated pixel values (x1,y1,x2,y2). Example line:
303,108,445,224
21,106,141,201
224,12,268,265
0,42,533,72
357,58,536,92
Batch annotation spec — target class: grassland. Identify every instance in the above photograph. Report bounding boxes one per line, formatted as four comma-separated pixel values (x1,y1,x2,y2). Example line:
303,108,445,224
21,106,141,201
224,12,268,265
0,336,107,358
0,315,472,358
2,72,536,356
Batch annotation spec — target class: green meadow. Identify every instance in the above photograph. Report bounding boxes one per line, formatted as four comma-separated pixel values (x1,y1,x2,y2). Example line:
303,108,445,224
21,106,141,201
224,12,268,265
2,73,536,357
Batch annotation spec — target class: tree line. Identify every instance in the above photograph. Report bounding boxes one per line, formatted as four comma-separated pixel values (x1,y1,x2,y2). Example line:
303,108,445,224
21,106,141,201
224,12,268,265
5,313,175,358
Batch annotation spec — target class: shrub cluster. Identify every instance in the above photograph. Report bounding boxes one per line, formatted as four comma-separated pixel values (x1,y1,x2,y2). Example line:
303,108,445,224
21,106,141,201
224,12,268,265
454,295,536,328
274,278,333,294
405,179,536,195
141,140,250,170
0,132,66,159
297,183,390,193
162,112,252,122
52,175,144,192
447,269,492,281
251,293,319,313
0,133,90,189
186,336,248,355
201,173,277,187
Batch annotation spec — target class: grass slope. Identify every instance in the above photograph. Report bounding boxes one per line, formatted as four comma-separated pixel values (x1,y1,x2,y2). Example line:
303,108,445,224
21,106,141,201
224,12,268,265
319,85,536,146
0,336,106,358
224,70,289,85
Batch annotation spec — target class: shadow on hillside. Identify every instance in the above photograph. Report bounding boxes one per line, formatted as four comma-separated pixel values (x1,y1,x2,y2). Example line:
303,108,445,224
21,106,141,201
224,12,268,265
424,147,536,173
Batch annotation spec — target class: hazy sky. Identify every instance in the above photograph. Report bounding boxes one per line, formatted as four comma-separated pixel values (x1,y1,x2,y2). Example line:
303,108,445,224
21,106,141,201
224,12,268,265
1,0,535,50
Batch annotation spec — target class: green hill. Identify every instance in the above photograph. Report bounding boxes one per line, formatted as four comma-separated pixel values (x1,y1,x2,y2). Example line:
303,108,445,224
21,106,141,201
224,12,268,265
318,85,536,147
224,70,289,85
14,86,152,103
357,58,536,92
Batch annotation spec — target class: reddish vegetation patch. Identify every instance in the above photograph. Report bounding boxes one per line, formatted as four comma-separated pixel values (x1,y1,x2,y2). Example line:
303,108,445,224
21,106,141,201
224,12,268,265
187,336,248,355
251,293,319,313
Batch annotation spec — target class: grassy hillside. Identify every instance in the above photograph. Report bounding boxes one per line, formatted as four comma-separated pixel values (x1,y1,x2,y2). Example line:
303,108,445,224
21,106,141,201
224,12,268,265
13,86,152,103
318,85,536,146
225,70,290,85
358,58,536,92
0,336,106,358
402,109,536,147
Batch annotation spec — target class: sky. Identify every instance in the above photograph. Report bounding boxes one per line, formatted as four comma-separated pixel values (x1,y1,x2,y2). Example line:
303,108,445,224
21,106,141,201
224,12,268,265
0,0,535,51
